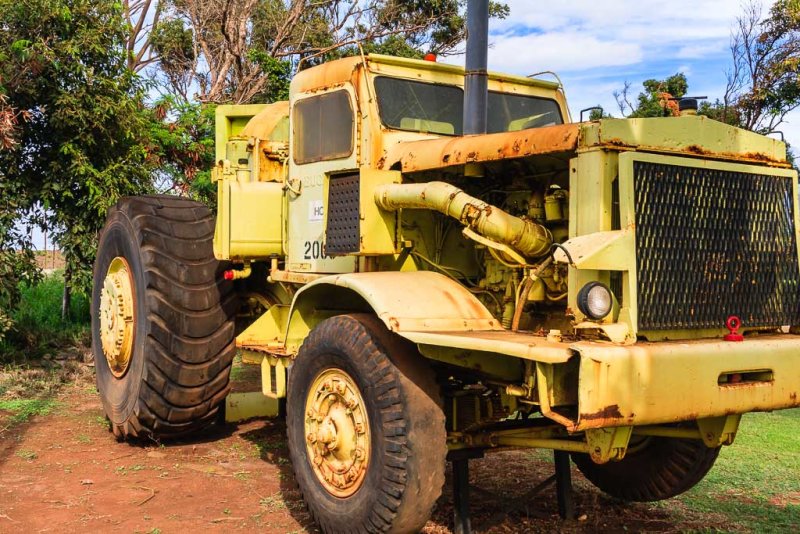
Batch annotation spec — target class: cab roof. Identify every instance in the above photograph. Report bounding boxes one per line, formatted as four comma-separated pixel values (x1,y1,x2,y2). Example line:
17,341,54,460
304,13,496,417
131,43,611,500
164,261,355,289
289,54,561,95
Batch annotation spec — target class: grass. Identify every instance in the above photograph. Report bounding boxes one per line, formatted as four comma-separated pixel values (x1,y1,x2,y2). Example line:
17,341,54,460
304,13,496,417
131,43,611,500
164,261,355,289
0,272,92,434
673,408,800,531
0,398,57,434
15,449,38,461
0,271,90,361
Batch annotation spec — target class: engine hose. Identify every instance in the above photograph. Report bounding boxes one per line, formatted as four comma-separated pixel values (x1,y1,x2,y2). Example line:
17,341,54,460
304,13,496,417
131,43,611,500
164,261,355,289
375,181,553,259
511,277,533,331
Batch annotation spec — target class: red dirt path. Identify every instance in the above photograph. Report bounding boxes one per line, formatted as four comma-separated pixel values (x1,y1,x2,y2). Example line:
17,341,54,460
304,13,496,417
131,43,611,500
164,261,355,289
0,374,730,534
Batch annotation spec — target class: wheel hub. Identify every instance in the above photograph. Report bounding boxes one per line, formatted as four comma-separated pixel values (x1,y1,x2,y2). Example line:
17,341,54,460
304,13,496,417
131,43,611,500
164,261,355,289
304,368,370,498
99,256,135,378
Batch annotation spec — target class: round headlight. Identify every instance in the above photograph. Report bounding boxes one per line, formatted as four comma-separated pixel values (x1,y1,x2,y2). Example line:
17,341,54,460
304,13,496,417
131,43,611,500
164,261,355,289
577,282,613,320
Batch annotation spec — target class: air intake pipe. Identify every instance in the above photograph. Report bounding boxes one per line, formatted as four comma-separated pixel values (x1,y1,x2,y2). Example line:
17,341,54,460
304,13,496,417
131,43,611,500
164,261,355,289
374,182,552,259
464,0,489,135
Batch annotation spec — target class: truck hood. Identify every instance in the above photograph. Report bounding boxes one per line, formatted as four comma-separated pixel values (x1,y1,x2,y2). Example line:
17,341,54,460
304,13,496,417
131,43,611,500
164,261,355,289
377,116,790,174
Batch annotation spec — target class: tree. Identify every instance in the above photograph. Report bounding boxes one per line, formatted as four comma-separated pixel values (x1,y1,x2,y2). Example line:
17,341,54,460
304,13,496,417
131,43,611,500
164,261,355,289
614,73,688,118
723,0,800,134
0,0,154,321
123,0,164,72
146,96,217,202
149,0,508,103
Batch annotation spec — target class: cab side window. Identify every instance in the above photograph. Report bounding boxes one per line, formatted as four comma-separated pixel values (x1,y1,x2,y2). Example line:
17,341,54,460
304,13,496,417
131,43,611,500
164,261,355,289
293,90,354,164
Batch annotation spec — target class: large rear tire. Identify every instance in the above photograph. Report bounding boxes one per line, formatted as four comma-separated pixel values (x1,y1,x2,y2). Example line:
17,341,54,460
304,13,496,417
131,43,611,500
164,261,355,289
92,195,236,440
287,314,446,533
571,436,721,501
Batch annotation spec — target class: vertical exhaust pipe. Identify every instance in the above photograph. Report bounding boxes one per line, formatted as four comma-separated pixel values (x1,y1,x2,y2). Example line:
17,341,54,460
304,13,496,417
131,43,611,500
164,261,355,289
463,0,489,135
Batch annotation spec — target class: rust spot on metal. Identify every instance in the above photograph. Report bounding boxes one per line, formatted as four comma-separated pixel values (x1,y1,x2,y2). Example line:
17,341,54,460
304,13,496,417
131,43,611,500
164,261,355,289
685,144,710,155
376,156,386,169
604,138,629,147
742,151,776,163
381,124,581,173
580,404,623,422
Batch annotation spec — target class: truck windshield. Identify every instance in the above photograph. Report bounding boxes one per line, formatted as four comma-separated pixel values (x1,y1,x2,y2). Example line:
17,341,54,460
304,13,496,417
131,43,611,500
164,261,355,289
374,77,563,136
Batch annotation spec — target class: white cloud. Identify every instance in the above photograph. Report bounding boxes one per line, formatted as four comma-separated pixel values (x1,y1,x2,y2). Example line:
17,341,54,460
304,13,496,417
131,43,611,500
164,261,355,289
675,42,729,59
488,32,643,74
486,0,748,76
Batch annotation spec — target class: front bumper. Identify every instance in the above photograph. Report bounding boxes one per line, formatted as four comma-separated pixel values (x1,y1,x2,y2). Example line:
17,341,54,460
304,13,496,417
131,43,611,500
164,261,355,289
566,335,800,431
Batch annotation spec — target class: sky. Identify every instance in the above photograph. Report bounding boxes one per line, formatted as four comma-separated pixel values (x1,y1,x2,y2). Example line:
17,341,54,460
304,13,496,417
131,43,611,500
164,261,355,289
476,0,799,142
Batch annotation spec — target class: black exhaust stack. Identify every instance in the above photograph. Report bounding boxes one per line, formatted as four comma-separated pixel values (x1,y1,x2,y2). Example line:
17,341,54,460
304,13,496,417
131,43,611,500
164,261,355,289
463,0,489,135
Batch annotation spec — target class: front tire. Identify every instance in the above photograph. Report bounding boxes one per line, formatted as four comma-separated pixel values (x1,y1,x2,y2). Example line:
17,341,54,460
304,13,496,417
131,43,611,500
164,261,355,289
287,314,446,533
572,436,721,501
92,195,236,440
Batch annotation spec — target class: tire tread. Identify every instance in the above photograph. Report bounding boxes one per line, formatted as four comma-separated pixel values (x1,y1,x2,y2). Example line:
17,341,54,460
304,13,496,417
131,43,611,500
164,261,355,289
98,195,235,440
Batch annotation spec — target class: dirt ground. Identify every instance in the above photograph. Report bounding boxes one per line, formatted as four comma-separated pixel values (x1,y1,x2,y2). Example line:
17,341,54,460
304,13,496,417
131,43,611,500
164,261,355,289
0,370,760,533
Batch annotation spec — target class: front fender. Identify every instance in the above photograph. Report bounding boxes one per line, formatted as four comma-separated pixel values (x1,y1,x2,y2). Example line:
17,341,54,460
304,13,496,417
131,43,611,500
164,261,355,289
284,271,500,352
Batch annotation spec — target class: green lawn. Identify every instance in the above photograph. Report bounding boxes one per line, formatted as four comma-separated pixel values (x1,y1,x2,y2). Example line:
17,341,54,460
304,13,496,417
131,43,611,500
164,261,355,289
676,408,800,531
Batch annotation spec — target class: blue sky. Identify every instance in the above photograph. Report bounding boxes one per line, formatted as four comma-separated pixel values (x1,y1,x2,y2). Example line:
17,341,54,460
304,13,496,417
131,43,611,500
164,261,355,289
473,0,799,142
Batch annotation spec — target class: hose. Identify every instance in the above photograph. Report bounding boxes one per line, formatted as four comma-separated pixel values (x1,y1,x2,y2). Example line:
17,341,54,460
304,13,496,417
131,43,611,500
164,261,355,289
375,181,552,259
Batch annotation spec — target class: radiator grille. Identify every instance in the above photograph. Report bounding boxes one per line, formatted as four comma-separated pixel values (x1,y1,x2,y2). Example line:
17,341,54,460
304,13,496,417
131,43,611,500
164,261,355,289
326,174,361,254
633,161,800,330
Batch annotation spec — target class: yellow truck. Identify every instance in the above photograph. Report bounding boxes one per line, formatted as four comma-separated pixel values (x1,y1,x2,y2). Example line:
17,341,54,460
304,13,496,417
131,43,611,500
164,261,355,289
92,7,800,532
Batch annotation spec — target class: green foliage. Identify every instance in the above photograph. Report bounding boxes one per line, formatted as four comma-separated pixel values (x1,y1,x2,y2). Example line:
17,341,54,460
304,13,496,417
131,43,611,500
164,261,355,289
0,179,41,343
0,249,40,342
153,0,508,103
695,98,748,131
0,0,154,320
246,51,292,103
147,97,216,203
0,398,56,426
150,17,195,90
588,106,613,121
0,272,90,357
624,73,688,118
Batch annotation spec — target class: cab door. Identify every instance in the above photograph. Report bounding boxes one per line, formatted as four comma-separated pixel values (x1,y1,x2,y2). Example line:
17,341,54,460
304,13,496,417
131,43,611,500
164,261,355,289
287,87,358,273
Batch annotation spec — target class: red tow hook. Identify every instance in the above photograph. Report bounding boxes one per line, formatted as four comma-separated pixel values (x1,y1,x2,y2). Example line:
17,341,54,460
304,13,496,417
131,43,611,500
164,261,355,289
724,316,744,342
